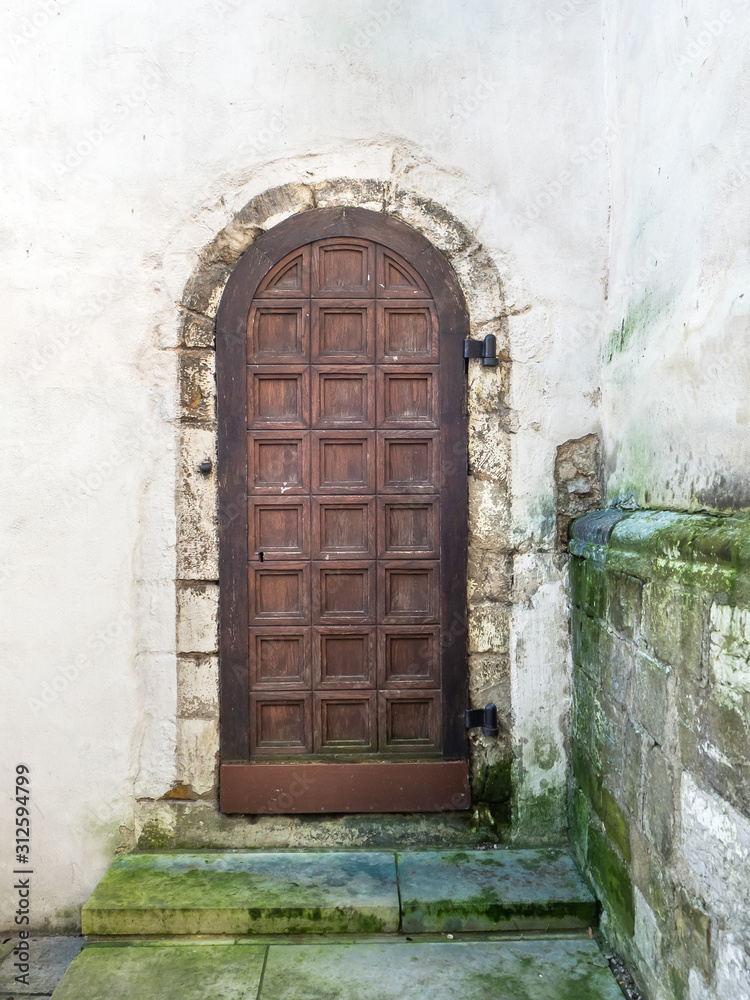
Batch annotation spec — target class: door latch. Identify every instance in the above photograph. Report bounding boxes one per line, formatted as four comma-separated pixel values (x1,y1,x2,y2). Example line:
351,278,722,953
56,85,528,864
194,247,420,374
463,333,498,367
465,702,500,737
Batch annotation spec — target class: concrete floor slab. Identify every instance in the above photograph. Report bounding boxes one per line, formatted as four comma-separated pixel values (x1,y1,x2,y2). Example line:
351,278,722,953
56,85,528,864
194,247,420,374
0,936,83,997
398,849,598,932
50,944,266,1000
259,939,623,999
82,851,400,935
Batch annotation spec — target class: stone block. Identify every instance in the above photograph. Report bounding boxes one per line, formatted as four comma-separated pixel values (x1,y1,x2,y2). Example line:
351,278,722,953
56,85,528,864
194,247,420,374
180,310,215,348
467,653,510,712
179,350,216,422
634,887,663,981
468,603,509,655
607,572,643,639
468,477,511,550
673,889,712,980
586,821,635,937
176,425,219,580
181,263,232,319
601,631,634,707
633,651,669,746
389,188,475,255
177,656,219,720
642,582,706,680
571,609,604,683
643,747,675,859
311,178,388,211
175,718,219,796
234,182,315,230
467,549,513,604
176,583,219,654
709,603,750,711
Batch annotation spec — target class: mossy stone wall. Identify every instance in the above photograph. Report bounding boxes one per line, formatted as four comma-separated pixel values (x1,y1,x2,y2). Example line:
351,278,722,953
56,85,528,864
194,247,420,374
569,510,750,1000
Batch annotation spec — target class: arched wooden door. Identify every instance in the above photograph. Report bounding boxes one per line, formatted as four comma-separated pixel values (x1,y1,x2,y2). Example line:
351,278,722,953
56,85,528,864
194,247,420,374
217,208,470,813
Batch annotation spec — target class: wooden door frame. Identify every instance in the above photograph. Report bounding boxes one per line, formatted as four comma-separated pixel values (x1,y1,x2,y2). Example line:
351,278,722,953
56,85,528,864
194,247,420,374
216,207,470,812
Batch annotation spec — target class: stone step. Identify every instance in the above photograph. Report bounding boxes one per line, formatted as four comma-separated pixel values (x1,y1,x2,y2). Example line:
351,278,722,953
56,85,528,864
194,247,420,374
51,939,624,1000
82,848,598,937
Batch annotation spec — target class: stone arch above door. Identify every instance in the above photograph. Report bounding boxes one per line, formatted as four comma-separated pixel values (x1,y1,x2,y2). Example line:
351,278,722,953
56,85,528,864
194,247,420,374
172,180,512,829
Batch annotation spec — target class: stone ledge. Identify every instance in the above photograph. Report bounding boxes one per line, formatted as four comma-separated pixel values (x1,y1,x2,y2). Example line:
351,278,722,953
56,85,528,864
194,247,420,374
570,509,750,599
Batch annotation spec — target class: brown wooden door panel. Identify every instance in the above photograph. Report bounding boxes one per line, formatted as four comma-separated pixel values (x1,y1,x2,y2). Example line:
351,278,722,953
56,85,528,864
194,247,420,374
247,301,310,363
312,301,375,363
255,245,311,298
312,432,376,494
249,628,312,689
377,366,438,428
377,498,439,558
312,366,375,428
377,302,439,363
247,366,310,428
217,208,470,811
313,627,377,689
312,239,375,297
312,497,377,560
378,626,441,688
249,497,311,561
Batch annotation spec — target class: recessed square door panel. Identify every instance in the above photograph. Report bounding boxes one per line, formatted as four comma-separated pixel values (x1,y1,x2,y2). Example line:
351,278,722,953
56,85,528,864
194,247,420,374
312,301,375,363
313,497,376,560
377,303,438,363
376,246,431,299
247,367,309,428
377,367,438,427
247,301,309,363
379,561,439,623
249,498,310,560
378,691,441,752
313,432,375,493
315,692,377,752
249,629,311,689
312,367,374,427
254,246,310,298
248,433,310,494
378,432,439,493
314,562,375,624
378,626,440,687
377,498,439,558
250,693,312,755
313,628,376,689
249,563,310,625
312,239,375,297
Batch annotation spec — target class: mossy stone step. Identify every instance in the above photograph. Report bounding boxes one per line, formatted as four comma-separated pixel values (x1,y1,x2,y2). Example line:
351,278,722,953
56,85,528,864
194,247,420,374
398,848,597,932
51,939,623,1000
81,848,597,937
82,852,400,936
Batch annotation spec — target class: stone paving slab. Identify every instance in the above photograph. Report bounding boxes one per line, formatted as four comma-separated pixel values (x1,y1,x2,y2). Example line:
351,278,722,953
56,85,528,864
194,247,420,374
398,849,598,932
49,940,623,1000
0,936,82,997
50,944,266,1000
82,852,400,936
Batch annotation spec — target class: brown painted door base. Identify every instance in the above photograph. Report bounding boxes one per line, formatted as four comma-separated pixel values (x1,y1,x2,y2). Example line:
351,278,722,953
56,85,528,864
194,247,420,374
216,208,470,814
220,761,470,813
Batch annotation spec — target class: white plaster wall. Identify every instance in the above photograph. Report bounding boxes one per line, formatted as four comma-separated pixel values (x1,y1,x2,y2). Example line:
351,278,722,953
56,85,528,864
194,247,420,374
601,0,750,510
0,0,609,926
